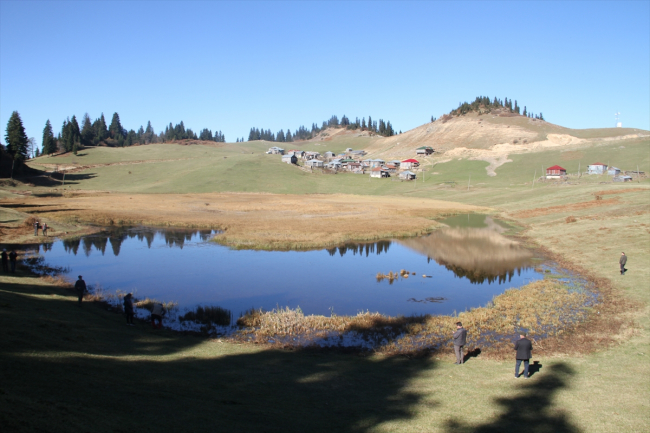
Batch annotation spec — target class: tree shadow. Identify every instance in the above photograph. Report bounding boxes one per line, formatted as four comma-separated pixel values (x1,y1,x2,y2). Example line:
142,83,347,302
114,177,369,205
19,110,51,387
0,275,440,432
446,362,579,433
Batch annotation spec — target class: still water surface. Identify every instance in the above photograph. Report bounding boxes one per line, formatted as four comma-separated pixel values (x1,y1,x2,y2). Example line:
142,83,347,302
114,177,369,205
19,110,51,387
33,214,544,317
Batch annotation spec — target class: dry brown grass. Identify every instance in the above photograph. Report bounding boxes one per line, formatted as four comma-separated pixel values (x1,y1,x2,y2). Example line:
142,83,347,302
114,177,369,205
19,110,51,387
593,187,647,196
5,192,482,250
511,197,620,218
231,279,596,358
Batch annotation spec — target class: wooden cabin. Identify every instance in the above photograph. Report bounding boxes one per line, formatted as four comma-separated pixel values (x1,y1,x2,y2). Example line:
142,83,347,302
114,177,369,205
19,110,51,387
546,165,566,179
370,167,390,178
401,159,420,170
399,170,417,180
281,154,298,164
587,163,608,175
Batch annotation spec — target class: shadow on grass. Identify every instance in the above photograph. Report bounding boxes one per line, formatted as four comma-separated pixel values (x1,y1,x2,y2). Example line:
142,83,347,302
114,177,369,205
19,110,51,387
446,362,579,433
17,172,97,187
0,274,439,432
463,347,481,363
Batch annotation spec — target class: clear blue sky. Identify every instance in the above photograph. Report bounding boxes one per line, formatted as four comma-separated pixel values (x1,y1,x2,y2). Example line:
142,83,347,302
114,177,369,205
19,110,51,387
1,1,648,147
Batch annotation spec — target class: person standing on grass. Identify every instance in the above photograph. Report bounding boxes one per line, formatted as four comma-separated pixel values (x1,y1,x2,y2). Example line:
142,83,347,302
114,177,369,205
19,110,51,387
620,252,627,275
453,321,468,364
9,250,17,273
34,220,39,236
124,293,135,326
151,302,165,329
514,332,533,379
42,223,48,236
1,250,8,273
74,275,86,305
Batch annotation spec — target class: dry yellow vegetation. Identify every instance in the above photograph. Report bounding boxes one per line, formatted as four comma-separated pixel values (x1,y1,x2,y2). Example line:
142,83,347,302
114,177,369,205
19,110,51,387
2,191,482,250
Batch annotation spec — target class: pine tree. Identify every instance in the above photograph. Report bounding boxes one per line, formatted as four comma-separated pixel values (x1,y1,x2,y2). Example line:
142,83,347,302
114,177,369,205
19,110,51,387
522,106,527,117
109,112,123,139
285,129,293,142
42,119,56,155
144,121,155,144
93,113,108,143
361,117,366,129
80,113,95,146
5,111,29,162
70,115,81,145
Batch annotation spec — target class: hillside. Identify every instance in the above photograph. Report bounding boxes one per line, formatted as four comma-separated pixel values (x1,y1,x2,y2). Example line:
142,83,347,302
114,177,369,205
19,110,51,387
294,111,648,177
357,110,648,160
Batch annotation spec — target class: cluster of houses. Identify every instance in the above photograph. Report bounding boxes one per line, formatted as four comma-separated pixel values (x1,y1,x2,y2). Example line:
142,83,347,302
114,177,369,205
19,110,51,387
545,163,640,182
267,146,427,180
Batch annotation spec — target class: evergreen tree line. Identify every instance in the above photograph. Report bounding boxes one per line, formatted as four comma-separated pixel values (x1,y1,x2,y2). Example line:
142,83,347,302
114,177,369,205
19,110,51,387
449,96,544,120
247,114,397,142
40,112,226,156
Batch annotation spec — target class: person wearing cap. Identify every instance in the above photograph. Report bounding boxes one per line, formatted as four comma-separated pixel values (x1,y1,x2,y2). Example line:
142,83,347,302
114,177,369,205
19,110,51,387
74,275,87,305
453,321,468,364
34,220,40,236
514,332,533,378
619,252,627,275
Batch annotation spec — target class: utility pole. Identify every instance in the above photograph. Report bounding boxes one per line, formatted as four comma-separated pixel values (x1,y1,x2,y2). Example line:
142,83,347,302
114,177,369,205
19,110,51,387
532,170,536,189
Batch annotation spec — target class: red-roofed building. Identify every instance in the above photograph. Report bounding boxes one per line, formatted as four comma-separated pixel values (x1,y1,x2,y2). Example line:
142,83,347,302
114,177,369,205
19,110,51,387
370,167,390,178
546,165,566,179
401,159,420,169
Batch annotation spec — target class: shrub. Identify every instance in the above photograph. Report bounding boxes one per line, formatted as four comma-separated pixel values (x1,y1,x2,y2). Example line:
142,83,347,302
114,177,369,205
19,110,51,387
237,308,264,327
180,305,232,326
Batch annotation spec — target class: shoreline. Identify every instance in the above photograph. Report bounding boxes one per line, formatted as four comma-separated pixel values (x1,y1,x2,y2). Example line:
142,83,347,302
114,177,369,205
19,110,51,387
9,225,621,360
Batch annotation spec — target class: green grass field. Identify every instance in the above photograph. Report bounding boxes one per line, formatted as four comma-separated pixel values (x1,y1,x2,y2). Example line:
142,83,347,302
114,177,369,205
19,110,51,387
2,134,649,432
24,137,649,197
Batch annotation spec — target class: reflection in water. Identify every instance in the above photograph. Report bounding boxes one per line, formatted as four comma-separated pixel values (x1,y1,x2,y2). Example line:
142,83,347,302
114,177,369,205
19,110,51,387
59,228,216,256
23,222,546,317
398,216,534,284
326,240,391,257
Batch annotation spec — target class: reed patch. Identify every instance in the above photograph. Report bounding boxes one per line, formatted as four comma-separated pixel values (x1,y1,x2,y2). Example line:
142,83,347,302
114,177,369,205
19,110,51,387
231,279,596,358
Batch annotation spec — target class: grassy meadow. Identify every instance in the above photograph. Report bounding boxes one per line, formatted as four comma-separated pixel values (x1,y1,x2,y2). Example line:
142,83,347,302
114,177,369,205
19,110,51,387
1,133,649,431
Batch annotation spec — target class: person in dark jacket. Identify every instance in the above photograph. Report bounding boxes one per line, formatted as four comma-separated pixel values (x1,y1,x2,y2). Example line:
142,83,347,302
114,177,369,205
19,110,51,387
453,322,468,364
1,250,8,273
620,252,627,275
514,332,533,378
34,220,40,236
124,293,135,326
74,275,86,305
9,250,17,273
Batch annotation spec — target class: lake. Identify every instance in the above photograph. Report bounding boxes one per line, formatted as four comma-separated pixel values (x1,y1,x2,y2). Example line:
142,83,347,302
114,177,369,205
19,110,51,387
25,214,544,318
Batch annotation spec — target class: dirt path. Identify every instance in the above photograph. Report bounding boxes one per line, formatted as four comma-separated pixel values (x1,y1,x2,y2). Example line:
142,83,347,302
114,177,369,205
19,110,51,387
442,133,648,176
